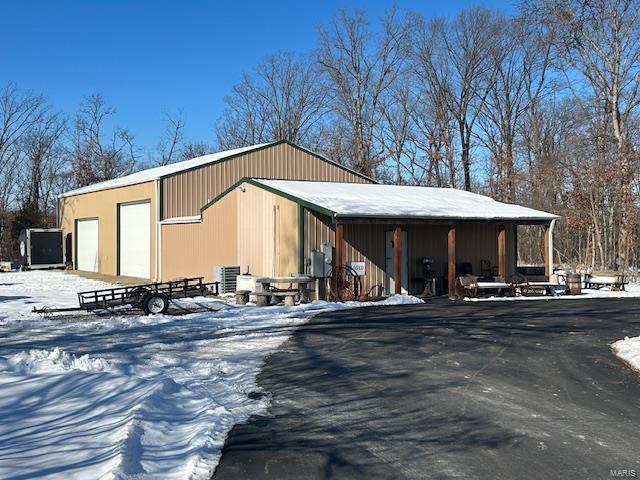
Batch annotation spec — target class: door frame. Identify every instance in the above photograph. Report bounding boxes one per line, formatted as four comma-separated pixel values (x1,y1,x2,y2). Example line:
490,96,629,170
385,230,409,294
117,199,151,277
74,217,99,272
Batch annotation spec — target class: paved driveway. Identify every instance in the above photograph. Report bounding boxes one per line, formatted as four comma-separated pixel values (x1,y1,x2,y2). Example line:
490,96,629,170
213,298,640,479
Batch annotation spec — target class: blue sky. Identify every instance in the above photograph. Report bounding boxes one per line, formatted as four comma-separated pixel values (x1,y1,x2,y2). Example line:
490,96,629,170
3,0,515,153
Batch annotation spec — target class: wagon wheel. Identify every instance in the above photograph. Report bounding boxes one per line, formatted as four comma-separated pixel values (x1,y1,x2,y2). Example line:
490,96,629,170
509,273,529,296
329,265,361,302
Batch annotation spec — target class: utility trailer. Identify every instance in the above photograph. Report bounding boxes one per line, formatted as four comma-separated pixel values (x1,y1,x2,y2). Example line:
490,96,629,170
35,277,220,315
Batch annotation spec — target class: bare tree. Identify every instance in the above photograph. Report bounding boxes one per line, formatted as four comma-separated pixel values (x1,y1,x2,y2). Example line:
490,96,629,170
525,0,640,268
216,52,328,149
0,83,48,213
478,15,552,201
416,8,502,191
317,8,414,177
377,75,417,184
153,111,185,166
181,141,212,160
71,93,136,186
10,112,69,241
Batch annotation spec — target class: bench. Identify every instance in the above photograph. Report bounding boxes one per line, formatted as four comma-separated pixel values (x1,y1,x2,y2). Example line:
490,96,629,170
254,291,299,306
510,274,565,296
585,272,628,291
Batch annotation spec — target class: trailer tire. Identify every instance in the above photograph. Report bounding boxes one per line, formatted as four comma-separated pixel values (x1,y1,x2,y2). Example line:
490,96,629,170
129,287,151,307
142,292,169,315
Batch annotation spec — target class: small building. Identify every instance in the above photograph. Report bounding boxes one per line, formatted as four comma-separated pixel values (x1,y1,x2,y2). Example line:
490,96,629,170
59,141,558,298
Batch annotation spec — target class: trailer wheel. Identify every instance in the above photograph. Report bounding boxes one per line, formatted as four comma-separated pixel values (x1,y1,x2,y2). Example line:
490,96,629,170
142,292,169,315
129,287,151,307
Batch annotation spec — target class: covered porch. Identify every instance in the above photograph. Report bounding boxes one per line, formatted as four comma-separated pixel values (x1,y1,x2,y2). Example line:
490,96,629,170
332,218,557,298
235,179,560,299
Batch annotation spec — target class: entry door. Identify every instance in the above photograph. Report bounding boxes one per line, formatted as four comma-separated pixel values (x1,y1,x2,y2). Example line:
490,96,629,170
119,201,151,278
76,218,99,272
385,231,409,294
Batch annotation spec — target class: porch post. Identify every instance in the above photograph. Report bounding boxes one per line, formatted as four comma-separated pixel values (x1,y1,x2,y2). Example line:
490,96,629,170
448,225,456,299
393,225,402,295
498,225,506,279
544,220,556,277
335,223,344,269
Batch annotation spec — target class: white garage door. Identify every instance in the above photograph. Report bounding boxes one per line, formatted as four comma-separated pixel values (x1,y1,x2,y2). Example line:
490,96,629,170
119,202,151,279
76,218,99,272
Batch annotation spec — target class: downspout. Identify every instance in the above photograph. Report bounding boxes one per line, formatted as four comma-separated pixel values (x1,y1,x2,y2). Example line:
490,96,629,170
548,219,556,274
272,205,278,277
155,178,162,282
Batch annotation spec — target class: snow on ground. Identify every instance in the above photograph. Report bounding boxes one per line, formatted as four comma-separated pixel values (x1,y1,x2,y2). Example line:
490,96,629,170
612,336,640,373
0,270,422,479
464,283,640,302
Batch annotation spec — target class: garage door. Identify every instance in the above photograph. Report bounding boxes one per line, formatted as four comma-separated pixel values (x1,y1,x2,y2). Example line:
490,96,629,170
119,201,151,278
76,219,99,272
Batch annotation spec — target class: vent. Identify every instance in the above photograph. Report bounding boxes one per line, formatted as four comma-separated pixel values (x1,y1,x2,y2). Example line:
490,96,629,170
214,265,241,294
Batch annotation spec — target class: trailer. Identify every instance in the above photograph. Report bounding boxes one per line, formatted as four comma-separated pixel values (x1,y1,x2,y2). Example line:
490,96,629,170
35,277,220,315
19,228,65,270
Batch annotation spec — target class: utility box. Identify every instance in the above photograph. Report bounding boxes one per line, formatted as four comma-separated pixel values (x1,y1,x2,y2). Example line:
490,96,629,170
310,243,333,278
19,228,65,270
236,275,264,293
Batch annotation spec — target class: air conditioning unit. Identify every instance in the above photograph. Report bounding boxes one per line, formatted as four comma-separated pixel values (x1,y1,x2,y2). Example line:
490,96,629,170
19,228,65,270
214,265,241,294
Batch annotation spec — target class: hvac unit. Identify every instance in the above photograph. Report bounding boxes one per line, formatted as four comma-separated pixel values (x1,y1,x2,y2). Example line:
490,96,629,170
213,265,241,293
19,228,65,270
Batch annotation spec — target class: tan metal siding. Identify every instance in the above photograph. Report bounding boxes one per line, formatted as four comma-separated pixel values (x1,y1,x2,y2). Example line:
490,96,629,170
59,181,157,278
162,143,370,218
161,183,301,281
302,211,387,293
237,186,277,277
236,183,298,277
161,191,238,282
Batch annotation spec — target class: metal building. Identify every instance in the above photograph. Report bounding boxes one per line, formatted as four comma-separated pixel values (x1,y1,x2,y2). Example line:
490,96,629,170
58,141,371,281
58,141,557,297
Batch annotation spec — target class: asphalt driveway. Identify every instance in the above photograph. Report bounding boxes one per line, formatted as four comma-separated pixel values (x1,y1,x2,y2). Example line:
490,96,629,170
213,298,640,480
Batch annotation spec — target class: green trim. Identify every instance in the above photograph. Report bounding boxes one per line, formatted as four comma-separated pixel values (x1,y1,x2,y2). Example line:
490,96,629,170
73,219,77,270
199,179,248,214
116,204,121,276
159,140,376,184
199,177,337,219
298,205,305,274
159,180,164,221
248,179,337,217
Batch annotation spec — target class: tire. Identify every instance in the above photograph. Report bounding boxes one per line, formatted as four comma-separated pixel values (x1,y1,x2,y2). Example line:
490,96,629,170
142,292,170,315
129,287,151,307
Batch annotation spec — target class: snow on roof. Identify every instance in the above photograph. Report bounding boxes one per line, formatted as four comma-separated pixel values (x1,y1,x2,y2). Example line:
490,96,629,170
253,179,559,221
60,142,273,197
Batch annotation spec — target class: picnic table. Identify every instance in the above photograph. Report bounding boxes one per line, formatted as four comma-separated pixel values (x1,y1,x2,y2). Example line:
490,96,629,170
254,275,314,306
256,275,312,291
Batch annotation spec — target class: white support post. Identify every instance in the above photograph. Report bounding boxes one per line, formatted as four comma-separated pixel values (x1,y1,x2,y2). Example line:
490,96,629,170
155,178,162,282
548,219,556,275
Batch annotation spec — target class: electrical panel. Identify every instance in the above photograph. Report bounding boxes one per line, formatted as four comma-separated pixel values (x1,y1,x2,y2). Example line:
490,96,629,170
310,243,333,277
